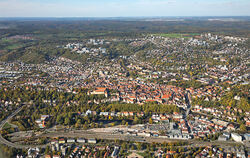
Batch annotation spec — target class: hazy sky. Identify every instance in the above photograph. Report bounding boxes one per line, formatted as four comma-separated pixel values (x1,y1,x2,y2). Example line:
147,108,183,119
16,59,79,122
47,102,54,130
0,0,249,17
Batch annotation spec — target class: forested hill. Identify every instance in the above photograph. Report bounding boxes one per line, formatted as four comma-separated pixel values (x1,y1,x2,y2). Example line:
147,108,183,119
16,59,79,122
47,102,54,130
0,17,250,63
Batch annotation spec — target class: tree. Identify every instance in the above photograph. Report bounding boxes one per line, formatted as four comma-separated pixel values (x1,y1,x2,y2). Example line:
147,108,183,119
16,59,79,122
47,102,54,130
149,118,153,124
91,122,95,128
209,150,213,157
131,144,135,150
121,120,126,125
56,115,63,124
137,143,142,150
240,124,247,132
173,154,179,158
133,116,139,124
119,148,124,155
125,122,129,126
45,146,50,154
75,119,81,128
100,122,104,127
83,122,88,130
64,117,70,125
38,137,47,144
83,124,88,130
121,142,127,150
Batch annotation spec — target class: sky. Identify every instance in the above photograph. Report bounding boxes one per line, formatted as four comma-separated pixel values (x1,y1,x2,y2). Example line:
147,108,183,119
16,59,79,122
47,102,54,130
0,0,250,17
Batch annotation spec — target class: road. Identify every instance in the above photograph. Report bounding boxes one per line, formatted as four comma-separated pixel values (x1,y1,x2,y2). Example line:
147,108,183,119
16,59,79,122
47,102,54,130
0,104,47,149
184,91,192,118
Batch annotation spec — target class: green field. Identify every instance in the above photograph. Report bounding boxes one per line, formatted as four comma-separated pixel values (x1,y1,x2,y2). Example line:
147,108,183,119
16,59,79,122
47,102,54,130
152,33,199,38
0,38,26,50
5,43,25,50
1,38,13,42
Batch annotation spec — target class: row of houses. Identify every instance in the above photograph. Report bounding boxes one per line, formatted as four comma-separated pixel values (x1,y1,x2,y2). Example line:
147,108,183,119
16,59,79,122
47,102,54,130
51,138,97,145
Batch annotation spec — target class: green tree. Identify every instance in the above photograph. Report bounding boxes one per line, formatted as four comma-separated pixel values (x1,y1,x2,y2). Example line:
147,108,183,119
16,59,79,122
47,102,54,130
75,119,81,128
45,146,50,154
133,116,139,124
149,118,153,124
240,124,247,132
209,150,213,157
137,143,142,150
64,117,70,125
125,122,129,126
121,120,126,125
56,115,63,124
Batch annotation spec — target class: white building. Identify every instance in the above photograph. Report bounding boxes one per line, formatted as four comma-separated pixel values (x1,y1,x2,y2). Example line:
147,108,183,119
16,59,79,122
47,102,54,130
88,138,97,144
67,138,75,143
111,146,120,158
244,133,250,141
77,138,86,143
231,133,242,142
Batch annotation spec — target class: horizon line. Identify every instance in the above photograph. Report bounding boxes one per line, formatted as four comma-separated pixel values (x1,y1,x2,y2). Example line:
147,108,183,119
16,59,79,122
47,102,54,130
1,16,250,18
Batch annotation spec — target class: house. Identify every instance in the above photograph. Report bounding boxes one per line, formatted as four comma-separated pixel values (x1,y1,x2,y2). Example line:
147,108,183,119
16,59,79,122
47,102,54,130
227,124,236,131
85,109,92,115
129,112,134,116
61,146,68,156
236,152,246,158
100,112,109,116
104,151,109,158
95,146,106,150
168,134,192,140
166,154,171,158
173,114,183,121
28,148,40,158
231,133,242,142
246,120,250,127
212,119,228,127
123,112,129,117
167,151,176,154
35,119,42,124
126,152,144,158
223,132,231,139
137,132,151,137
51,139,58,145
110,112,116,116
111,146,120,158
35,119,46,128
244,133,250,141
41,115,50,121
218,135,228,141
77,138,86,143
88,138,97,144
67,138,75,143
89,87,108,97
137,112,144,117
59,138,65,144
